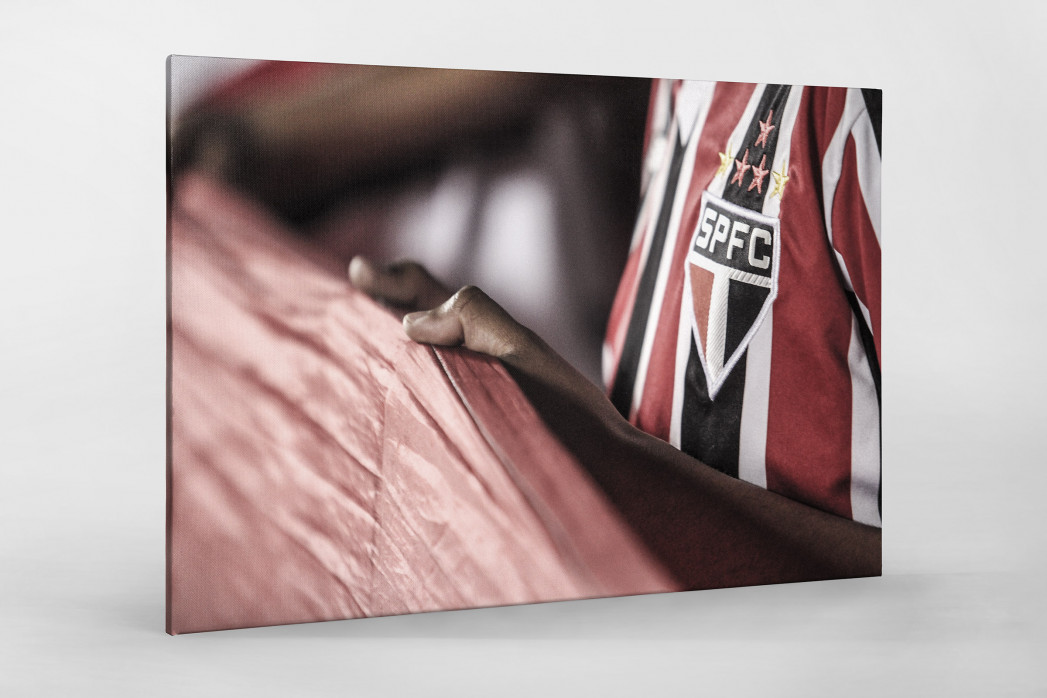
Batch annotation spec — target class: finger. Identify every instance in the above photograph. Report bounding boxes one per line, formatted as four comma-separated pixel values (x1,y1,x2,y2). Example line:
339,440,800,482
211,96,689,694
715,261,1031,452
348,257,450,310
403,285,531,361
405,286,628,439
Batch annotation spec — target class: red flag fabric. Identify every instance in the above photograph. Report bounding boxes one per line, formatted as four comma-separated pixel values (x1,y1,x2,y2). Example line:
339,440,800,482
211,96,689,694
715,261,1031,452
167,174,676,634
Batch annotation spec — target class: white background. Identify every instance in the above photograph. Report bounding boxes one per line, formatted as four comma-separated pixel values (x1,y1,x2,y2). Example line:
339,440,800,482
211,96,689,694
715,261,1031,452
1,1,1044,695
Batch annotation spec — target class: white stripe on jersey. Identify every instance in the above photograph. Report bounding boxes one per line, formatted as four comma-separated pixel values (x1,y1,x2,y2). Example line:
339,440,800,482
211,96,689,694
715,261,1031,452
703,271,732,378
674,81,703,143
652,79,672,132
628,81,715,420
852,109,882,243
821,89,868,246
848,313,881,526
737,309,772,488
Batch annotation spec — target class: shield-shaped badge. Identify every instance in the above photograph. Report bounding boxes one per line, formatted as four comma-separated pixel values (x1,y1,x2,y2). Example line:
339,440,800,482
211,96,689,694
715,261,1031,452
686,191,780,399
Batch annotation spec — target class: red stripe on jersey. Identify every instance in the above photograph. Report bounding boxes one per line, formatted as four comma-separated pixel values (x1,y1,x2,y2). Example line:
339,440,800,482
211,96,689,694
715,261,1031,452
764,87,854,520
689,267,715,343
604,223,647,391
631,83,756,441
833,134,882,364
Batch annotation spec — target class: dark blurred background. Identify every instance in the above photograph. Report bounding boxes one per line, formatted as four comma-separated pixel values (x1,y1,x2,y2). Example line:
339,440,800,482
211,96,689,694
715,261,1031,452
169,57,652,383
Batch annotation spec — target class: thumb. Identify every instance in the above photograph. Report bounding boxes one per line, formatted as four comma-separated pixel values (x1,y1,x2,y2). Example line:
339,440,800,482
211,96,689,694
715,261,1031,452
402,286,532,362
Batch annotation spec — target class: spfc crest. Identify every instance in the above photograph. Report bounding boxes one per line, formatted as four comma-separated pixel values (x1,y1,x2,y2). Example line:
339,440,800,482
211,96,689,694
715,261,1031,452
686,191,780,399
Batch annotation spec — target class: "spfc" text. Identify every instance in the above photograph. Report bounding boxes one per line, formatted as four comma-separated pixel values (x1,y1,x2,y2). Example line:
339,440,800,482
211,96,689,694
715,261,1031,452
692,203,774,277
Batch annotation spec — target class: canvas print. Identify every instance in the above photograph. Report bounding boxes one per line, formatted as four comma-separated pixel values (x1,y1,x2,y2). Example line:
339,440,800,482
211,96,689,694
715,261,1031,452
167,56,881,634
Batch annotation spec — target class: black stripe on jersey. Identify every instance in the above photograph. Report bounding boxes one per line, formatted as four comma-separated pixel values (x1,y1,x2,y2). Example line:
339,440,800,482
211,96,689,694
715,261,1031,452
610,132,689,418
725,280,769,360
681,340,745,478
721,85,791,212
860,88,882,156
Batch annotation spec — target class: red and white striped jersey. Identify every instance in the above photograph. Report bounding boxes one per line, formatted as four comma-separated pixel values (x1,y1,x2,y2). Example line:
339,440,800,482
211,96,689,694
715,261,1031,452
604,80,881,527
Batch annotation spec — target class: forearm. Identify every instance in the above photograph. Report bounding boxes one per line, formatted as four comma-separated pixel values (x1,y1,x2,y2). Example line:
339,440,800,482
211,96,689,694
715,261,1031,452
173,66,547,212
503,341,881,590
591,421,880,588
249,68,544,173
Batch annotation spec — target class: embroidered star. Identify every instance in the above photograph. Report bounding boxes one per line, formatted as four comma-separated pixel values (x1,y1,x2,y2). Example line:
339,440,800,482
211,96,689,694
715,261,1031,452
748,154,769,193
730,148,751,187
715,141,733,178
771,158,790,200
755,110,776,148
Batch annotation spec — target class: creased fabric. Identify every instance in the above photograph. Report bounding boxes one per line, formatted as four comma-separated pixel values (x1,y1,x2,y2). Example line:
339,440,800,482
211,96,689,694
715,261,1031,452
168,174,675,634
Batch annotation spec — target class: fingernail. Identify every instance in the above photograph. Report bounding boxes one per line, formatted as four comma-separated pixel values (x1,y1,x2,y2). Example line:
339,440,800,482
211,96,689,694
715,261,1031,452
403,311,427,326
348,256,372,284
